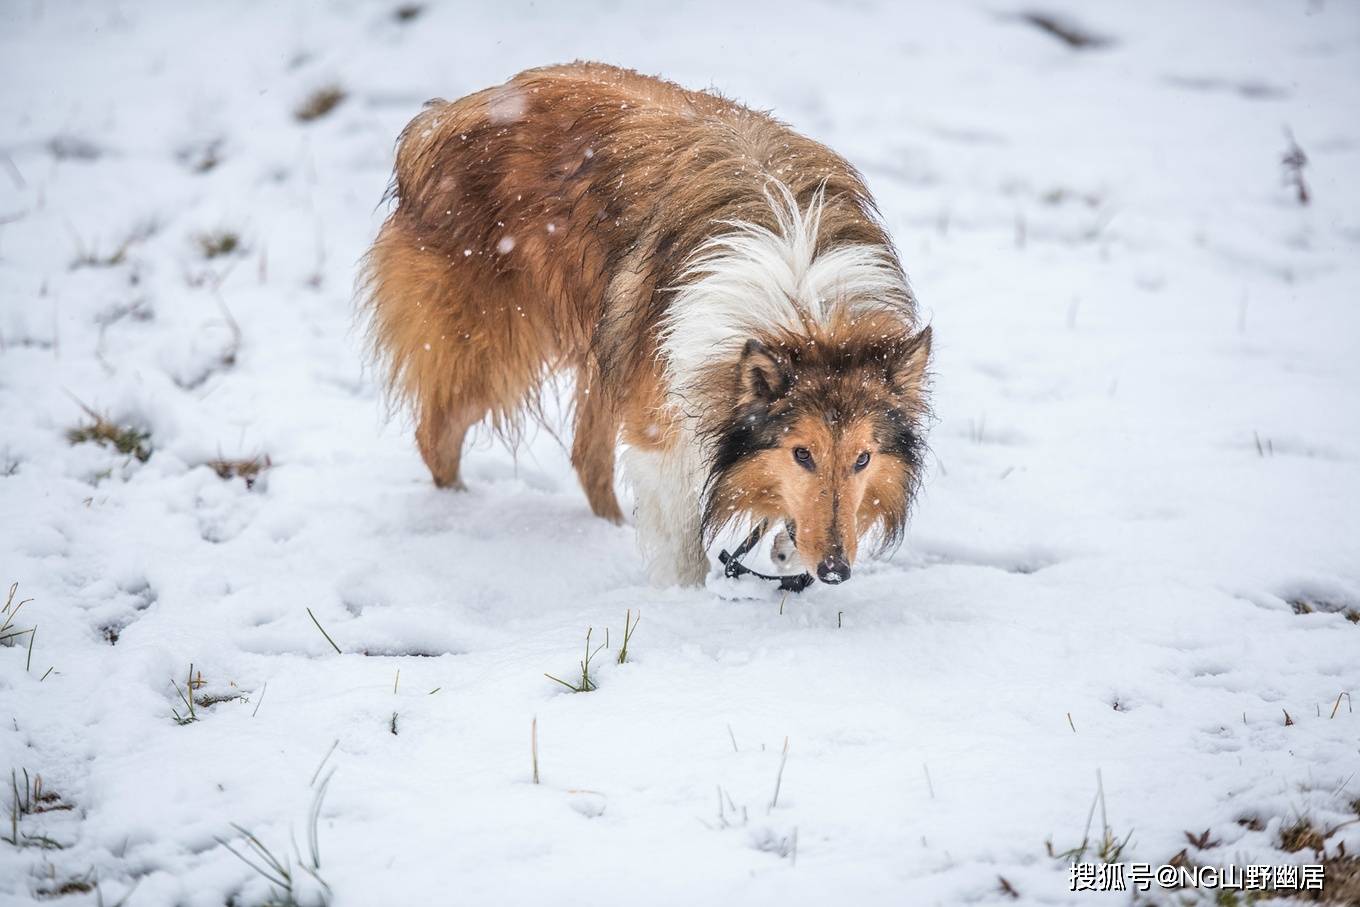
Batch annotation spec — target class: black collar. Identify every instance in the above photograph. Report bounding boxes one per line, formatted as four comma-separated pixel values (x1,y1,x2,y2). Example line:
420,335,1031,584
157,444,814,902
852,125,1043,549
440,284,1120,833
717,521,815,593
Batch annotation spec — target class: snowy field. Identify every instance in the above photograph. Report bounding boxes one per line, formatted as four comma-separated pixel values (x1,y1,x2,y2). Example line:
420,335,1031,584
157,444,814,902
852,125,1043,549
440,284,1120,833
2,1,1359,904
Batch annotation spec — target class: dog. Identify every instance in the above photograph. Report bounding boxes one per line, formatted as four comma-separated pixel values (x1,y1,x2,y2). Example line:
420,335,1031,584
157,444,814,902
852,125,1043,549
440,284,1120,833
361,62,931,587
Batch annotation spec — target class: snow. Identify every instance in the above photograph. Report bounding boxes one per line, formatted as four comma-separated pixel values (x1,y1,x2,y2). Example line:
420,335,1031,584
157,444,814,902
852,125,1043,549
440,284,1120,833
2,0,1358,904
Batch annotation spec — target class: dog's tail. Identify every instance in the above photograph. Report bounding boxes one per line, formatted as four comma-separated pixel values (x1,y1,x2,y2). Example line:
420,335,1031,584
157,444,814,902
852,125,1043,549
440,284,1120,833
357,96,553,446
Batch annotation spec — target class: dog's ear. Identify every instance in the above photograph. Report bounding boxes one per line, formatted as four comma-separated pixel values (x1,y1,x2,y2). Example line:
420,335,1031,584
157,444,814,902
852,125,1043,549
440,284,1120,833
885,326,931,397
737,339,790,405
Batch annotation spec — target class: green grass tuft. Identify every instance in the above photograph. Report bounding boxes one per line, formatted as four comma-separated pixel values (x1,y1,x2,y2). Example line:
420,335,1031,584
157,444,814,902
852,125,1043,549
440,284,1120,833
1,582,36,649
216,772,333,905
616,609,639,665
65,400,151,463
546,627,606,693
171,664,202,726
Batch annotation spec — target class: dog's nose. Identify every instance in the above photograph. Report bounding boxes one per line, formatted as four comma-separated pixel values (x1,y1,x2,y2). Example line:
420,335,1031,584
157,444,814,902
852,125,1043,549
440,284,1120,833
816,555,851,584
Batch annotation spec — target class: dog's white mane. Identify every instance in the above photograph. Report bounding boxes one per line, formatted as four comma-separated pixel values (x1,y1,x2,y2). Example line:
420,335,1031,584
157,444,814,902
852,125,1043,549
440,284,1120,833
658,181,911,400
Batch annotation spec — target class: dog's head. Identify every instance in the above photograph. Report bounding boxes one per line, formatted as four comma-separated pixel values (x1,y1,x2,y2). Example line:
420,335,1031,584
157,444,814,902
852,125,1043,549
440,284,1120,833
701,315,932,584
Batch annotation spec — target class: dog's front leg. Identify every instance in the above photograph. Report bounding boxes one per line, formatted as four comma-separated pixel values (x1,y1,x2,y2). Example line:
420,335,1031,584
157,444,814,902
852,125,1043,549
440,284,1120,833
623,444,708,587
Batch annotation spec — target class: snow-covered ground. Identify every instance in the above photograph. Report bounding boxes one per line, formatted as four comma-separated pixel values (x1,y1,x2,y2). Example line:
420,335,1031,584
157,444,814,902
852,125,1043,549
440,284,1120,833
2,1,1359,904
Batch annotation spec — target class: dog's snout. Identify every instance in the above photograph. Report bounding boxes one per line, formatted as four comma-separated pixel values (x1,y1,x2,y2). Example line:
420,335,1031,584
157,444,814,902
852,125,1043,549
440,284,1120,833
816,555,851,584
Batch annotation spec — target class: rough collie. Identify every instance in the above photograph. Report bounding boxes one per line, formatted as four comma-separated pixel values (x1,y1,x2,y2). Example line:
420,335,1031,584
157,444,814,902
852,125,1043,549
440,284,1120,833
361,62,931,587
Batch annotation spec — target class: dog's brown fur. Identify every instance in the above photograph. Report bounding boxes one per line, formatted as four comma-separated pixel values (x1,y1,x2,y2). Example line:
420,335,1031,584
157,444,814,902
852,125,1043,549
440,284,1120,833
362,62,930,584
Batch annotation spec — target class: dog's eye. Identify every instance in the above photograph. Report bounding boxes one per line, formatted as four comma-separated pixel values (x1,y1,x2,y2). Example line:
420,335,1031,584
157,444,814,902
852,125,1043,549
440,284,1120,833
792,447,814,469
854,451,872,471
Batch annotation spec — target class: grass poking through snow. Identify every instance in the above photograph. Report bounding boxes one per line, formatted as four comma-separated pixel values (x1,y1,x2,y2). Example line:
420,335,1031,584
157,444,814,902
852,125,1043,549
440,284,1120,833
307,608,343,654
1289,595,1360,624
1015,10,1112,49
65,400,151,463
769,737,790,812
1282,129,1310,206
531,717,540,784
208,454,271,489
295,86,345,122
171,664,203,725
1279,817,1327,854
1271,810,1360,904
217,773,334,906
5,769,71,851
545,627,605,693
194,229,243,259
69,218,159,270
1,582,36,651
1045,770,1134,864
616,609,639,665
